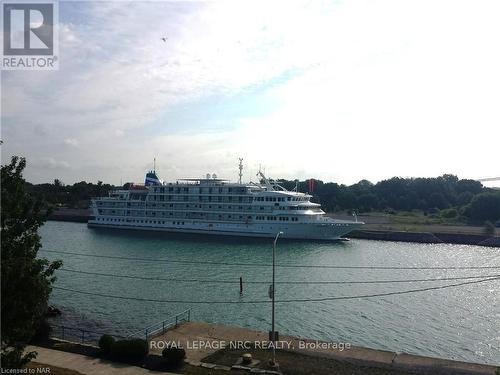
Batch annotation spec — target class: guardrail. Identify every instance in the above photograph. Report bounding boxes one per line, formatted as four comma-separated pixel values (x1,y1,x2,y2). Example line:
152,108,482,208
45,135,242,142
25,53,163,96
49,309,191,344
127,309,191,341
50,325,126,345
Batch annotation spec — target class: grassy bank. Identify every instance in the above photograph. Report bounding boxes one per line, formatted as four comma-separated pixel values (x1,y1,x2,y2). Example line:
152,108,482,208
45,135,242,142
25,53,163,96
333,210,499,236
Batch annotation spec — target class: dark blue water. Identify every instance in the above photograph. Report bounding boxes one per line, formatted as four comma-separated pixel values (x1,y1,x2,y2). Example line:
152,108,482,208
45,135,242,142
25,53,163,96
40,221,500,365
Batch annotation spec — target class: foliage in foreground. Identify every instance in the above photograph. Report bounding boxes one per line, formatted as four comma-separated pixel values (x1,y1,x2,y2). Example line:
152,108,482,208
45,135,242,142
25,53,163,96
98,334,115,355
162,346,186,368
109,339,148,365
1,156,62,368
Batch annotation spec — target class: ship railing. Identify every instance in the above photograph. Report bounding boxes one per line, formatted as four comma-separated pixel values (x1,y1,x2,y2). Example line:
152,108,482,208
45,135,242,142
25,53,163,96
126,309,191,341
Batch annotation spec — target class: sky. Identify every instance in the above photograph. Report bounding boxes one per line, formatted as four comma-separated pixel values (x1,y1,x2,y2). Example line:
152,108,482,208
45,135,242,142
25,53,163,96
1,0,499,187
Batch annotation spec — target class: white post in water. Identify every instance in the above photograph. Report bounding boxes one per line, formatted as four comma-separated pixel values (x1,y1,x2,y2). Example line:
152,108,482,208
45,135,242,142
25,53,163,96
271,231,283,368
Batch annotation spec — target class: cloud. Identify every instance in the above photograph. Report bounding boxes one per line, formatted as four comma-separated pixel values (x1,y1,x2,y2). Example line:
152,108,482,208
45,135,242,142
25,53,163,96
64,138,79,147
2,0,500,186
33,157,70,170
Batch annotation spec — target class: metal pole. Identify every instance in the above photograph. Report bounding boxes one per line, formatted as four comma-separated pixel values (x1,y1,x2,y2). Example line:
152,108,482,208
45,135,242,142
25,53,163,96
240,276,243,295
271,231,283,367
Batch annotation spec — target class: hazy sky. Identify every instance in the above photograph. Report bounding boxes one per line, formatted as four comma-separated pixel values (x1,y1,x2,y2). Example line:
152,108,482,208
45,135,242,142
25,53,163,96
2,0,499,186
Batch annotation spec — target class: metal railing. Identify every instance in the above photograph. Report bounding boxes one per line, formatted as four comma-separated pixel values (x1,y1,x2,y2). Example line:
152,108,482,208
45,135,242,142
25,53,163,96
49,309,191,344
126,309,191,341
50,325,126,345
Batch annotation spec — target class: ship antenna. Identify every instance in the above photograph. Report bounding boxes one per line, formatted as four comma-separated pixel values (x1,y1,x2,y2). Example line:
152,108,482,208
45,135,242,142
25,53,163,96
153,157,156,172
238,158,243,184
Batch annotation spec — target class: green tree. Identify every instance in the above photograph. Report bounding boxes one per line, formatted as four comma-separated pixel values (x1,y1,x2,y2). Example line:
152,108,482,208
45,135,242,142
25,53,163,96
457,191,473,206
468,192,500,223
428,192,449,210
358,193,378,212
1,156,62,368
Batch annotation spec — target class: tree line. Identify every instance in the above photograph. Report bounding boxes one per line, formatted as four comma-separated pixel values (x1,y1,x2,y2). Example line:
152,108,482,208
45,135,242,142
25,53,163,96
26,174,500,224
278,174,500,223
25,179,115,209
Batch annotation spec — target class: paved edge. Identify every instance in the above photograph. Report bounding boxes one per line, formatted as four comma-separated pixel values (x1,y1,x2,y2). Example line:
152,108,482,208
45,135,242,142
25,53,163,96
26,345,179,375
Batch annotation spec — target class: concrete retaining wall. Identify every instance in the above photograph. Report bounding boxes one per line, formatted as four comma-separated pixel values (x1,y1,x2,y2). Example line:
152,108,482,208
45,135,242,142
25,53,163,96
349,230,500,247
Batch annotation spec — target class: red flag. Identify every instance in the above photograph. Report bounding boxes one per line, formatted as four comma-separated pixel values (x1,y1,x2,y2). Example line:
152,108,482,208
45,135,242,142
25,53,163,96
308,179,315,193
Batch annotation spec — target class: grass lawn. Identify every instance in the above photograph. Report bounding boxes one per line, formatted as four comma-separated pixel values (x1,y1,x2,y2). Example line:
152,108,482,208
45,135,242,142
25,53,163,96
339,210,499,235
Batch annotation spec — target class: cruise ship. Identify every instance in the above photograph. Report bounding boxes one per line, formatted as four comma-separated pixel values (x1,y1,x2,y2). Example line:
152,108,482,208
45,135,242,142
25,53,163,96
88,163,363,240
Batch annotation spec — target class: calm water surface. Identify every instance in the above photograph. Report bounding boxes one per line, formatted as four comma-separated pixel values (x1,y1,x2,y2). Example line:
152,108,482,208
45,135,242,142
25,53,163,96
40,221,500,365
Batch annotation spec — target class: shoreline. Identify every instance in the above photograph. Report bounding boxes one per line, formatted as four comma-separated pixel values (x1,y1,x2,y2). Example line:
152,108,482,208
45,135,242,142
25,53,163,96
47,208,500,247
349,229,500,247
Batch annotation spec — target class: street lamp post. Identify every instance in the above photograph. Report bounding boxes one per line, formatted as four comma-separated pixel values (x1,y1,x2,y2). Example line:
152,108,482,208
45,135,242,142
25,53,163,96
270,231,283,368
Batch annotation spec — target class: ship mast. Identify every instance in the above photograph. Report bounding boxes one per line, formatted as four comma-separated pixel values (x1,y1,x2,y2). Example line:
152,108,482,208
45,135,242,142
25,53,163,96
257,166,273,190
238,158,243,184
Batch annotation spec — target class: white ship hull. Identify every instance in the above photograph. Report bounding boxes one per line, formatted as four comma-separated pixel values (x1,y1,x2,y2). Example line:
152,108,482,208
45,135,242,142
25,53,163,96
87,219,362,240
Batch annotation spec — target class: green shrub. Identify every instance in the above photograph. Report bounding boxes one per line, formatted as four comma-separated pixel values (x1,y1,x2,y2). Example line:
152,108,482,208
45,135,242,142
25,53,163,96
110,339,148,364
162,347,186,368
31,320,52,343
440,208,458,219
98,334,115,355
468,192,500,222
